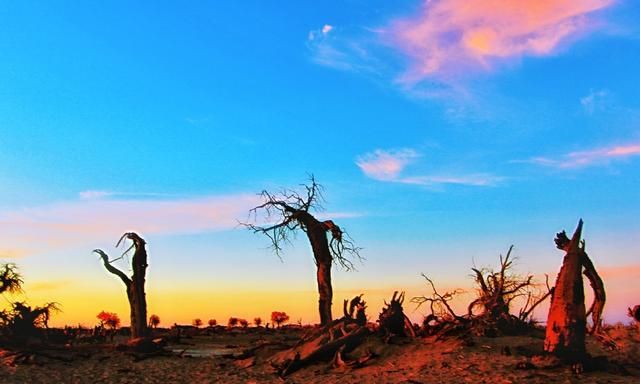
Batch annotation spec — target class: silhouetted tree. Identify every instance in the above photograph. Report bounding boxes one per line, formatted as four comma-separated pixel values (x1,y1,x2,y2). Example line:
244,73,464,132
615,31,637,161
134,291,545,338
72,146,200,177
0,302,60,342
208,319,217,327
253,317,262,327
94,232,149,339
192,318,203,327
0,263,23,295
271,311,289,328
149,314,160,329
378,291,415,340
239,318,249,328
343,294,367,326
227,317,239,327
243,177,361,325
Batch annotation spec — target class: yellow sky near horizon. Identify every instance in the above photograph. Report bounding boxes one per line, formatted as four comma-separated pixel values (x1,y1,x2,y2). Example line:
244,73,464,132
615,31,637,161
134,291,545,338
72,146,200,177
6,262,637,329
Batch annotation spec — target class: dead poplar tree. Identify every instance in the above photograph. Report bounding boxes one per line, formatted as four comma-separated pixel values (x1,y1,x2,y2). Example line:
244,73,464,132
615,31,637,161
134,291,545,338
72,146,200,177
544,220,587,360
553,229,606,334
243,177,361,325
94,232,149,339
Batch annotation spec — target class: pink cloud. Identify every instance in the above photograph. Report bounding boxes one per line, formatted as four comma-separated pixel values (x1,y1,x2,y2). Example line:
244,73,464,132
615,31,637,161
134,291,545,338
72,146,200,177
0,194,262,252
356,149,420,181
391,0,614,81
529,143,640,168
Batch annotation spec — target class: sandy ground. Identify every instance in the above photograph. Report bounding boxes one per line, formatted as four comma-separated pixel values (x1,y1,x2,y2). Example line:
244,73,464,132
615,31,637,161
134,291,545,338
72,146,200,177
1,325,639,383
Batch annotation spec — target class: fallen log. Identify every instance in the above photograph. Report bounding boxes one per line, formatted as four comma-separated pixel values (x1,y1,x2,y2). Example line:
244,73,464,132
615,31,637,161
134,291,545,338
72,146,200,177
269,321,370,376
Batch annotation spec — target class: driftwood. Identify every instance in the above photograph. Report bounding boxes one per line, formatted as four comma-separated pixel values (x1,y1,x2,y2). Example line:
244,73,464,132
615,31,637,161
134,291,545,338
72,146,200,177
269,320,370,376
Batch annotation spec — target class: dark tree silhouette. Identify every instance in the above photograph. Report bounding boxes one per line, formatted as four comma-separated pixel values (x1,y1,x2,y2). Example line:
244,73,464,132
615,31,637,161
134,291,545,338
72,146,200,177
94,232,149,339
629,305,640,323
378,291,416,340
243,177,361,325
149,314,160,329
0,263,23,295
0,302,60,342
271,311,289,328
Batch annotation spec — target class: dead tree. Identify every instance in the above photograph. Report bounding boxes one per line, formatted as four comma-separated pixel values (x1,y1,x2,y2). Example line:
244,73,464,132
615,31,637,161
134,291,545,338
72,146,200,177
243,177,361,325
378,291,416,340
554,229,606,334
94,232,149,339
343,294,367,326
467,246,551,334
544,220,587,361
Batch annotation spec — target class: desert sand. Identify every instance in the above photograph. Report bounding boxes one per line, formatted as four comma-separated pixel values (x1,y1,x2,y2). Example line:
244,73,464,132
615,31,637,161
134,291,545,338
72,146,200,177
2,324,638,384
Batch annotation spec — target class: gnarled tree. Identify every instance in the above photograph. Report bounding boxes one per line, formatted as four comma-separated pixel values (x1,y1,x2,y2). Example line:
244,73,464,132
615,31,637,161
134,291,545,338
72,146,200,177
94,232,149,339
544,220,587,361
243,177,361,325
554,228,606,334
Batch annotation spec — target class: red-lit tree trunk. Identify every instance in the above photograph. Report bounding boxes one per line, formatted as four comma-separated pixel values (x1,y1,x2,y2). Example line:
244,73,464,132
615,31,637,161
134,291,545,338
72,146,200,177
294,210,335,325
544,220,586,359
95,233,149,339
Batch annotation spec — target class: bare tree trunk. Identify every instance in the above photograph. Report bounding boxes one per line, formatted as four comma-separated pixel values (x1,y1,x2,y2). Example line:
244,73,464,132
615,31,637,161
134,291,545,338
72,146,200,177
95,232,149,339
544,220,586,359
302,214,334,326
316,260,333,326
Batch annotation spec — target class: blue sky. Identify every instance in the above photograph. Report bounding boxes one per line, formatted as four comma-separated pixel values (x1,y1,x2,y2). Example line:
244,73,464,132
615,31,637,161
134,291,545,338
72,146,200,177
1,1,639,326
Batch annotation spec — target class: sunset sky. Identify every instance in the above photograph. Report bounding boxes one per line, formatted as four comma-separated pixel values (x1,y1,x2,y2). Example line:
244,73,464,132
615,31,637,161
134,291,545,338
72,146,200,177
1,1,639,327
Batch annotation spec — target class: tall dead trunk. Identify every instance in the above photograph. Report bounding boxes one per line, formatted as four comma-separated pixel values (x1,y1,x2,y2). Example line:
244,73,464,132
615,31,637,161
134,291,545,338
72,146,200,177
300,211,334,325
95,232,149,339
544,220,586,359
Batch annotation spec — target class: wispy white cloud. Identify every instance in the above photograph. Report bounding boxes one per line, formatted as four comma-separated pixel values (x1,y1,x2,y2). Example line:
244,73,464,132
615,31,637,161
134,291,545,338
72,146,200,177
399,174,504,187
356,149,502,187
526,143,640,168
79,190,114,200
0,193,262,253
580,89,610,114
306,24,382,73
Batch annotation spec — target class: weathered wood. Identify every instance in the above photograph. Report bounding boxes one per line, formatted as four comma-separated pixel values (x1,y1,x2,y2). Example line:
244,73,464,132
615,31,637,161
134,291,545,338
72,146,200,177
269,321,369,376
544,220,586,360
